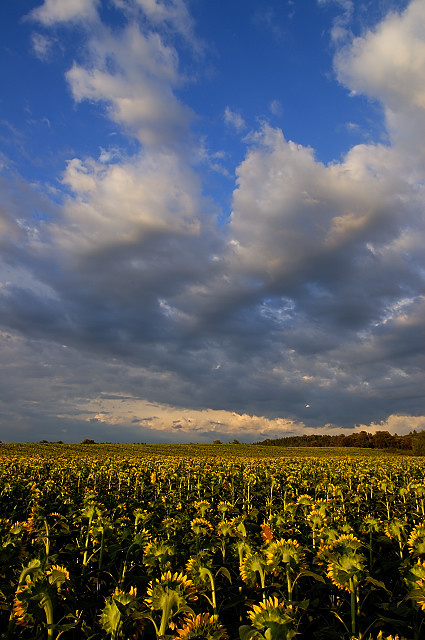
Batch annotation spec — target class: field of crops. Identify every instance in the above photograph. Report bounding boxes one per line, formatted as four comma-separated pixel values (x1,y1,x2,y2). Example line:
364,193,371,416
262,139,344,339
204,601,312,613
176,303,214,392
1,443,425,640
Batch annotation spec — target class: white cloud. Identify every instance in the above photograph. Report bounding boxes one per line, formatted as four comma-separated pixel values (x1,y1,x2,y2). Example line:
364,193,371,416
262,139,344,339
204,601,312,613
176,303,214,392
31,33,55,60
269,99,282,116
66,23,192,148
58,150,203,252
29,0,100,25
132,0,196,42
224,107,246,132
335,0,425,167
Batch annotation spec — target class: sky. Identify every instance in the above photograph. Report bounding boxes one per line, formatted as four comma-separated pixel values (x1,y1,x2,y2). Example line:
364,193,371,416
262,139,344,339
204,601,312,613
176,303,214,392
0,0,424,444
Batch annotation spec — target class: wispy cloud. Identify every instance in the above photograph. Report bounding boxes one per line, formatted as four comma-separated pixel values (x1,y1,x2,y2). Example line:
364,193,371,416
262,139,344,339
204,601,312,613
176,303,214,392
224,106,246,132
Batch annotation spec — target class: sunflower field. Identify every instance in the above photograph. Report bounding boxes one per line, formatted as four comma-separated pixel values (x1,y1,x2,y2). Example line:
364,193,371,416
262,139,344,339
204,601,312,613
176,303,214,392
1,442,425,640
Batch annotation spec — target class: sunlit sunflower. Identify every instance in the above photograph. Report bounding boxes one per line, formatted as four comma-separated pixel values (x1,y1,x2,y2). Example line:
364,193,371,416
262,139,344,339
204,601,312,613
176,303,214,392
216,521,234,538
317,533,363,564
46,565,70,580
327,551,365,592
307,509,327,531
384,519,406,542
194,501,211,517
296,494,313,507
408,524,425,556
13,585,32,628
190,518,214,536
266,538,304,575
145,571,198,608
176,613,229,640
186,554,213,588
217,501,233,515
240,553,268,588
404,558,425,611
143,539,175,571
246,596,295,634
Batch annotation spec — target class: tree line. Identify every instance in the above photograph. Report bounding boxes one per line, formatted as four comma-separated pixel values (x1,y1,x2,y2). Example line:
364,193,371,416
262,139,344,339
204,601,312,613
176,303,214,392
256,429,425,453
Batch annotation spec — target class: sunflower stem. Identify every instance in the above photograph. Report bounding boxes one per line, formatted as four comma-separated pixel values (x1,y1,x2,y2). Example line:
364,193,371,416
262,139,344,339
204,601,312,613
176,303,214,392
286,566,293,603
349,577,356,637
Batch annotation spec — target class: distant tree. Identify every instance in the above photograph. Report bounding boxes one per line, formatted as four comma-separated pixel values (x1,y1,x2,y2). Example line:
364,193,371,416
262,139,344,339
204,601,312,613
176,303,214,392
373,431,396,449
412,431,425,456
231,439,240,444
212,439,222,444
81,438,96,445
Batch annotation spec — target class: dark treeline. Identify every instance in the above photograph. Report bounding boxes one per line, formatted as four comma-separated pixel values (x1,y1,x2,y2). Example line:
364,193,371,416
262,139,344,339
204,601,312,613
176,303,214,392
256,430,417,450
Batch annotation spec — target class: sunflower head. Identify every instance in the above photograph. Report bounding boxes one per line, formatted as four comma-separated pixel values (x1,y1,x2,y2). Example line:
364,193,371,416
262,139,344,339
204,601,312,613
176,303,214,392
240,553,268,587
143,539,175,572
217,501,233,515
317,533,363,565
46,565,70,592
384,519,406,542
296,494,313,507
145,571,198,609
194,501,211,517
408,524,425,557
13,585,33,628
360,515,382,535
217,520,235,538
266,538,305,575
176,613,229,640
191,518,214,536
242,596,297,639
186,554,213,588
327,551,365,592
306,509,327,531
247,596,293,628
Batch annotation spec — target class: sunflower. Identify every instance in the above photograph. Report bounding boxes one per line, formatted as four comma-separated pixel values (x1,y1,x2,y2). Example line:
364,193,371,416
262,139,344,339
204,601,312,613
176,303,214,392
317,533,363,565
145,571,198,634
194,501,211,517
404,558,425,610
327,551,365,592
145,571,198,608
407,524,425,557
176,613,228,640
143,539,175,571
13,585,32,628
216,521,234,538
191,518,214,536
217,501,233,515
247,596,293,627
384,519,406,542
46,564,70,592
240,553,268,588
307,509,327,531
186,554,213,588
266,538,304,574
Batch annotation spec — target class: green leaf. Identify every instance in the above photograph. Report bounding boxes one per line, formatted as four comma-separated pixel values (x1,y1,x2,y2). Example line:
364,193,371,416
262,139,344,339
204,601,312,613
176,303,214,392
239,625,264,640
297,570,325,584
216,566,232,583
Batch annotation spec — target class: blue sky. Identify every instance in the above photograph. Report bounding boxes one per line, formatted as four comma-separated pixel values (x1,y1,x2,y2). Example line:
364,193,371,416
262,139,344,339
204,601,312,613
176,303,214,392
0,0,423,443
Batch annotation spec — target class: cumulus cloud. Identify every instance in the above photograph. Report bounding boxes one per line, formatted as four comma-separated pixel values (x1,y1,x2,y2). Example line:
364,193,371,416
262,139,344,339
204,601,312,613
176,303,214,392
335,0,425,168
29,0,100,25
66,23,193,148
